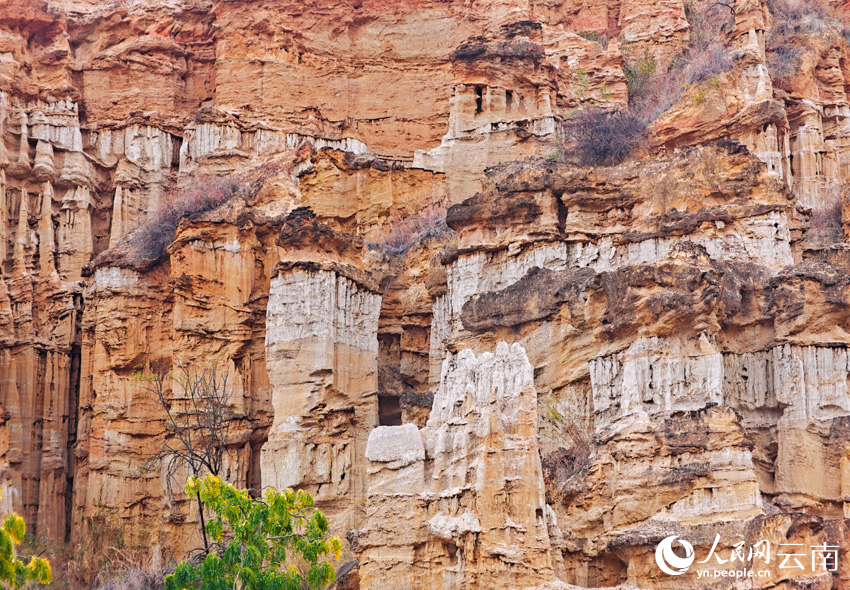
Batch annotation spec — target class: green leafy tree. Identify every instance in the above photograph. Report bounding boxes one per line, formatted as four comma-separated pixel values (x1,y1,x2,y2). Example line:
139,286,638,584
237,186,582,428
0,489,51,588
165,475,342,590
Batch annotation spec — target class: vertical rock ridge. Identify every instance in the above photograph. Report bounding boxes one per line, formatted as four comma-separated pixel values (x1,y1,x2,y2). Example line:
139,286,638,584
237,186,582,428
360,342,559,590
262,267,381,529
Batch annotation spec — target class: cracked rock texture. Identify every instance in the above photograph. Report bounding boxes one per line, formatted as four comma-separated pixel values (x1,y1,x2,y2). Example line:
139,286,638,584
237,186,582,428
360,342,556,590
2,0,850,589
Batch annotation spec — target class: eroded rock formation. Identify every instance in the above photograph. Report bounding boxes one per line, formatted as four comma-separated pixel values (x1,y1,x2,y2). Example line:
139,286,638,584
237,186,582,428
360,342,554,590
2,0,850,588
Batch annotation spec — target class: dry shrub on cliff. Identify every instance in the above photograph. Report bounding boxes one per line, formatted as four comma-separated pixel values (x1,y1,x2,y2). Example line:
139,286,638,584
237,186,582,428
808,193,844,245
577,29,617,50
95,563,174,590
127,175,240,263
627,1,734,120
368,201,451,256
682,1,735,78
767,0,833,77
769,0,832,36
767,44,804,77
54,508,171,590
540,403,592,480
100,154,296,270
567,108,647,166
566,2,734,166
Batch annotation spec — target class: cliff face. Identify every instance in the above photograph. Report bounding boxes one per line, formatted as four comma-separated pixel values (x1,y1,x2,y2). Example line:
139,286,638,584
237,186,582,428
2,0,850,588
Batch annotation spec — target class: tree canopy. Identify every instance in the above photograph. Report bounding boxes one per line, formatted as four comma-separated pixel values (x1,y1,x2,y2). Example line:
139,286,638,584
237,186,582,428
165,475,341,590
0,488,51,589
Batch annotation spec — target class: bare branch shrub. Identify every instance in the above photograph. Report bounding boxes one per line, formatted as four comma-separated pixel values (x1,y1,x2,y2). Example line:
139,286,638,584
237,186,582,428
566,108,647,166
93,556,173,590
39,507,171,590
563,2,735,166
769,0,832,36
134,363,239,554
100,156,293,270
767,0,834,78
577,29,617,50
767,44,804,77
809,193,844,245
126,176,239,263
368,201,451,256
682,1,735,74
628,1,734,120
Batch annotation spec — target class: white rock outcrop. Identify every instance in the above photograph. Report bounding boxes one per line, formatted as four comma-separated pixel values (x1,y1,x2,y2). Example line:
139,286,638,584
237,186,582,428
360,342,561,590
261,268,381,529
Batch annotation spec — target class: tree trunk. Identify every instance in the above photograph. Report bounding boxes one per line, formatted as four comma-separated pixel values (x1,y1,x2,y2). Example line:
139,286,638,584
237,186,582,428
197,490,209,553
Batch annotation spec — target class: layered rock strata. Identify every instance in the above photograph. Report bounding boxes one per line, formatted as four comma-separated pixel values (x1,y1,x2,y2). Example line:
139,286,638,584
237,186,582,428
1,1,850,590
427,147,850,588
262,210,382,529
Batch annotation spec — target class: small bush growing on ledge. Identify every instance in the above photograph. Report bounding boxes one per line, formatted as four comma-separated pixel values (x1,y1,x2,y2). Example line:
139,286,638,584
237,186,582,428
766,0,833,78
368,201,450,256
94,154,295,271
619,2,734,126
563,2,735,166
566,108,647,166
165,475,341,590
577,29,617,50
623,47,657,102
769,0,832,37
767,44,804,78
127,175,240,263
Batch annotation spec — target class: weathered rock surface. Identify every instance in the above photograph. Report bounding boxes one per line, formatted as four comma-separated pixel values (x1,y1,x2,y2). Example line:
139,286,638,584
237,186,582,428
2,0,850,589
433,148,850,587
262,210,382,530
359,342,558,590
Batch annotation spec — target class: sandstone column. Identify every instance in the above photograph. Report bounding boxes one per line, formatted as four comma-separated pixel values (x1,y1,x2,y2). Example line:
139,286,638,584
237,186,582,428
360,342,559,590
261,209,381,530
12,188,29,277
57,186,94,280
38,182,57,279
0,170,7,266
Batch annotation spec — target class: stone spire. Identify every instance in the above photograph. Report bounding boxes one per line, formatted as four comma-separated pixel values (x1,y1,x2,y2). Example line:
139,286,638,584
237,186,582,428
109,185,125,248
38,182,57,278
12,187,28,276
0,170,6,271
8,110,30,177
0,92,9,170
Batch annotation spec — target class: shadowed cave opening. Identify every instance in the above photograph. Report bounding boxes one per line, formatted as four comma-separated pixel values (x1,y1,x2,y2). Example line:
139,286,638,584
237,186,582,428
377,334,403,426
378,395,402,426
